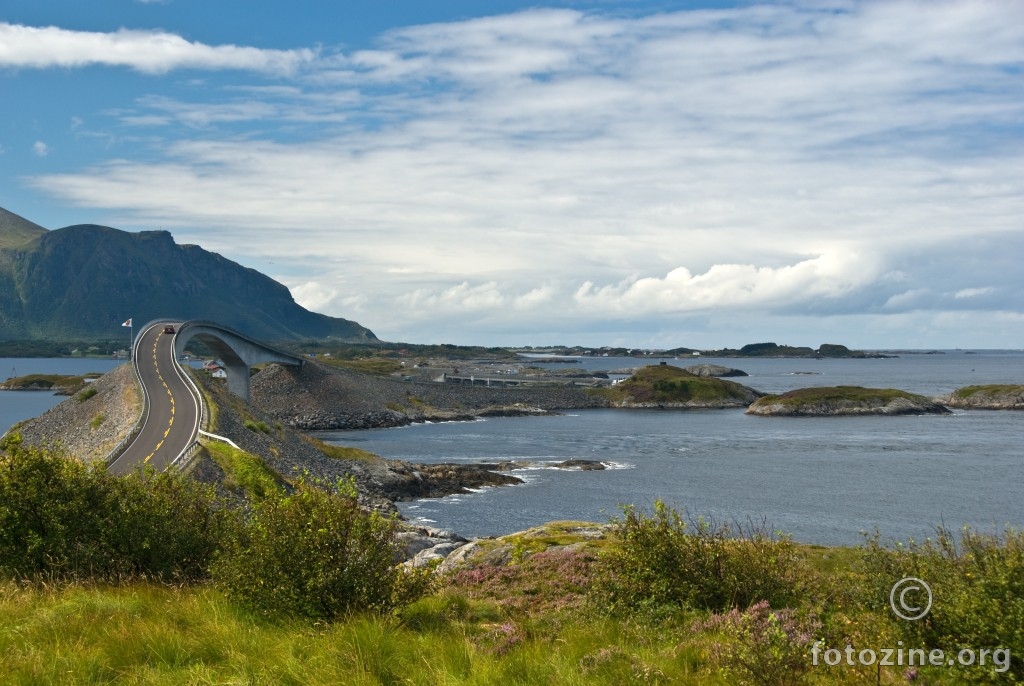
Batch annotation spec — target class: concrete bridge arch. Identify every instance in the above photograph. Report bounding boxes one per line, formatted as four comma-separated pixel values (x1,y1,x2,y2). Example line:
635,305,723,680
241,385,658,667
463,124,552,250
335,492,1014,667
170,320,305,401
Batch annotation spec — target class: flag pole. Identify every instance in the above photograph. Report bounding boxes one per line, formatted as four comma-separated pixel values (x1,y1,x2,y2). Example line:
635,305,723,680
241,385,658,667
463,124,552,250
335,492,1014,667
122,317,134,363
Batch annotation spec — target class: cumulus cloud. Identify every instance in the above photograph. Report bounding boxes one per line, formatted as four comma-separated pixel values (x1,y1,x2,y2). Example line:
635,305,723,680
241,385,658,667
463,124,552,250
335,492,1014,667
32,141,50,157
0,22,315,74
20,1,1024,346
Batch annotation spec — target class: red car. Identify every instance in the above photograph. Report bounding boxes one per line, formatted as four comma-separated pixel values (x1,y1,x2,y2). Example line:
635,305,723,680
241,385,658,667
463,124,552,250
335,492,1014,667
163,325,176,335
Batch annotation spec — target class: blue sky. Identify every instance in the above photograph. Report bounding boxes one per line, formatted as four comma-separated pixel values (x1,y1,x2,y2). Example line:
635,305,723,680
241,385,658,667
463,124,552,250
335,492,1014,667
2,0,1023,348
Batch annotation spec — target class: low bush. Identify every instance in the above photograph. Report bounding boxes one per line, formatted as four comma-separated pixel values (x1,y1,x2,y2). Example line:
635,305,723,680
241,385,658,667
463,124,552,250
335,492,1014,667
695,600,821,686
212,478,431,620
0,435,236,582
597,501,807,616
857,527,1024,682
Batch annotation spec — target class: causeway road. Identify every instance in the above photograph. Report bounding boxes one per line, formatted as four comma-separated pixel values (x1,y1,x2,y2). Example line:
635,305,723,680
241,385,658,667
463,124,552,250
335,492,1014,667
108,321,200,474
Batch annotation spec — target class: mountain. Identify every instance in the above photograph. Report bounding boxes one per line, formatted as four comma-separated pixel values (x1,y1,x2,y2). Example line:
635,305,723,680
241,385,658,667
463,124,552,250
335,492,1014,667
0,208,47,249
0,208,377,343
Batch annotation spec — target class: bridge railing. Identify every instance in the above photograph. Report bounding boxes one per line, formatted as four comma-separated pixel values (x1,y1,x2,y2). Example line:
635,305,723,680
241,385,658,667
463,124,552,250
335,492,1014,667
170,360,208,470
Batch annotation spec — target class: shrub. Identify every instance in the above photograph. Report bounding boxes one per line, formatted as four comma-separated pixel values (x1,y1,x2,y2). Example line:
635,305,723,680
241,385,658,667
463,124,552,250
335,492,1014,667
243,419,271,434
858,528,1024,682
597,501,806,615
212,478,430,620
0,435,235,582
696,600,821,686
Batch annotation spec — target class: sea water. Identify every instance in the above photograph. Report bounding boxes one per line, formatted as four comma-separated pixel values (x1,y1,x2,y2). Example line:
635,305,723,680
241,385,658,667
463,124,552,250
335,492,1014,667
322,351,1024,545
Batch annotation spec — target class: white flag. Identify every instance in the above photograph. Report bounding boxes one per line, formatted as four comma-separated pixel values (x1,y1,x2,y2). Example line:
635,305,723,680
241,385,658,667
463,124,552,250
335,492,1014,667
122,318,133,327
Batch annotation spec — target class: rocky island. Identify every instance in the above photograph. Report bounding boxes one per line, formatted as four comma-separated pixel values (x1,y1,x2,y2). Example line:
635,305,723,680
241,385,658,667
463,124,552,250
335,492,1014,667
588,363,762,408
745,386,952,416
944,384,1024,410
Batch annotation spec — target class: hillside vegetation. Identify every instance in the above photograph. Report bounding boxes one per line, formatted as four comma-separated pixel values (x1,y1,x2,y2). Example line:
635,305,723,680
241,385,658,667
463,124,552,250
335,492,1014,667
0,440,1020,685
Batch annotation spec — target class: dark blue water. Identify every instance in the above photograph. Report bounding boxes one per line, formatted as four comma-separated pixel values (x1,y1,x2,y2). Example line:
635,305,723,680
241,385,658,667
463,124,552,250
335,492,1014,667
1,358,122,434
323,352,1024,545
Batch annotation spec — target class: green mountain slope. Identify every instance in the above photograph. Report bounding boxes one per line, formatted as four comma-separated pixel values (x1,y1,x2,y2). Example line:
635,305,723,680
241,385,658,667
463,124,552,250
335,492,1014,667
0,210,376,343
0,208,47,249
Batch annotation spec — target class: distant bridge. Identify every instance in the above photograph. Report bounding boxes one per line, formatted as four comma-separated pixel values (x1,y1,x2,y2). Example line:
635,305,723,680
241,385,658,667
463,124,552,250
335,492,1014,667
107,319,303,474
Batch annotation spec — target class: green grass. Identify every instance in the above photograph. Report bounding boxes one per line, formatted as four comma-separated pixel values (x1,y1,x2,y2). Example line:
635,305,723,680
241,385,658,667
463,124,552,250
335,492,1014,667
302,434,385,464
1,521,1015,685
0,581,715,686
203,441,287,499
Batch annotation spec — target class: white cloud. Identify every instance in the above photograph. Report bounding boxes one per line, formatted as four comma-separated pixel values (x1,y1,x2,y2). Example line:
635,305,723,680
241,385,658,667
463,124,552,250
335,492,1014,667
22,1,1024,346
0,22,315,74
32,141,49,157
955,287,995,299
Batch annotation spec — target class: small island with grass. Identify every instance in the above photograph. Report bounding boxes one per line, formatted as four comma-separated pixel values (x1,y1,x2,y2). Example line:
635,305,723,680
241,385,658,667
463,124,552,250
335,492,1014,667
944,384,1024,410
0,372,103,394
745,385,951,416
589,363,762,408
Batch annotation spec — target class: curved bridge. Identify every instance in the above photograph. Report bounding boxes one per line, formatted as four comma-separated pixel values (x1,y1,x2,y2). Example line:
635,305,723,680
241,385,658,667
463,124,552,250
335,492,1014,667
107,319,303,474
173,320,305,402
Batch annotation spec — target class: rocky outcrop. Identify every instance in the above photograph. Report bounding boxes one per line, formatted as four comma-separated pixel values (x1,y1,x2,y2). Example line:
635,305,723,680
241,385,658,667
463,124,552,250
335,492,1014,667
684,364,749,377
944,385,1024,410
746,386,951,416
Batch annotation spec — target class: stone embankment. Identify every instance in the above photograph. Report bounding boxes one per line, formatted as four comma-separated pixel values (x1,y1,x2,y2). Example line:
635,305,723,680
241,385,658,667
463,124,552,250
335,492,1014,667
250,361,608,430
10,364,141,462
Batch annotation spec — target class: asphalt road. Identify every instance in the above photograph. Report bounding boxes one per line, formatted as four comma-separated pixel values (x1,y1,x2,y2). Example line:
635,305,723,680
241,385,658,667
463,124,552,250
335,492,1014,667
108,321,200,474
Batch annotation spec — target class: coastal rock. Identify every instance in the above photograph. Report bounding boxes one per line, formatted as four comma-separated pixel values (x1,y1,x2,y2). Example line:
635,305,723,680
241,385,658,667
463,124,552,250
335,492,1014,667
944,385,1024,410
434,522,612,574
396,525,469,563
684,364,749,377
552,459,606,470
746,386,952,416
